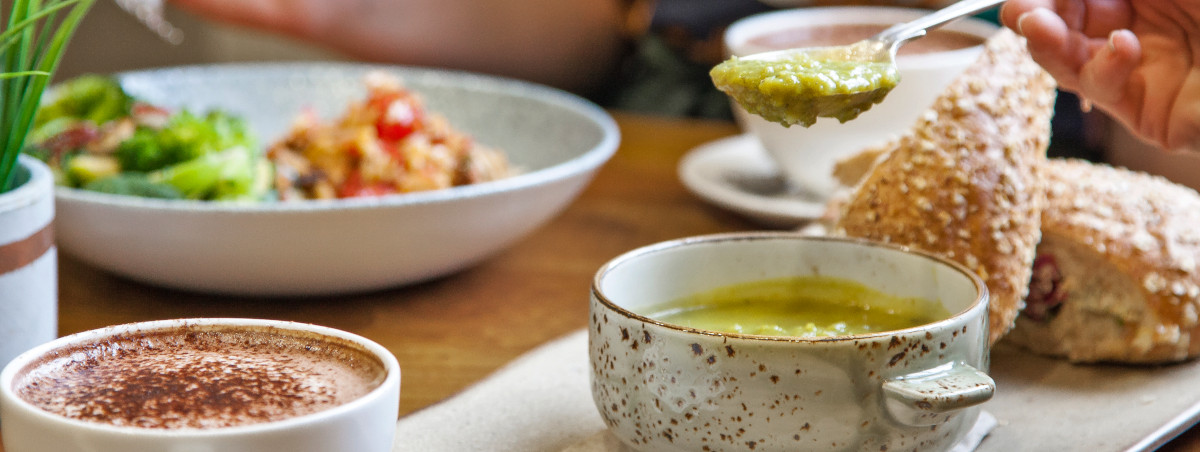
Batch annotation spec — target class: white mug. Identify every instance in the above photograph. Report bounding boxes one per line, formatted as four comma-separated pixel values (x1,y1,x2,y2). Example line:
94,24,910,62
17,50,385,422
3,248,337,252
0,318,401,452
590,233,994,452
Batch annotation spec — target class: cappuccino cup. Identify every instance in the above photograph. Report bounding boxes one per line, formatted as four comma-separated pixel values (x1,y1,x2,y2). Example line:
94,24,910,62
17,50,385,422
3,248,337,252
0,318,401,452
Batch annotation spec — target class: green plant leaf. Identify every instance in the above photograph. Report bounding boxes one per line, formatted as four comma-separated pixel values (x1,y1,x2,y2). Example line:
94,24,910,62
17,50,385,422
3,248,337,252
0,0,94,192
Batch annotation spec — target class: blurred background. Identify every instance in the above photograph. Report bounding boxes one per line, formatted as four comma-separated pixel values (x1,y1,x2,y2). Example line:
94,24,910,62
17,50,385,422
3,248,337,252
57,1,338,79
59,1,1200,192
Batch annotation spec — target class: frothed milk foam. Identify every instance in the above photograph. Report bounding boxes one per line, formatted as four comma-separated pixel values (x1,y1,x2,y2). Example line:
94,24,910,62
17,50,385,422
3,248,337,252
12,325,387,429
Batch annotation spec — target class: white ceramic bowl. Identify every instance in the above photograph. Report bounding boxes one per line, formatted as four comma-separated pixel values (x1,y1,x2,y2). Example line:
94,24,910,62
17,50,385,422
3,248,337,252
53,63,620,296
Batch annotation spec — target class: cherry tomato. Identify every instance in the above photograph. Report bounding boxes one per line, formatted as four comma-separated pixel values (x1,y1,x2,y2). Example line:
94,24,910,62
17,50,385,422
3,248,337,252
370,93,421,142
338,169,397,198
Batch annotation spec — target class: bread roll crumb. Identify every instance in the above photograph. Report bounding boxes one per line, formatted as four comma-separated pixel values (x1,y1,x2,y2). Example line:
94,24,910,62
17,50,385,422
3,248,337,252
1006,159,1200,363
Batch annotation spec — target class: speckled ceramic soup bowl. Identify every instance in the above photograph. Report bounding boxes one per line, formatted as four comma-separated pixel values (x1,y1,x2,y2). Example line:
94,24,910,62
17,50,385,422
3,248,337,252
589,233,993,452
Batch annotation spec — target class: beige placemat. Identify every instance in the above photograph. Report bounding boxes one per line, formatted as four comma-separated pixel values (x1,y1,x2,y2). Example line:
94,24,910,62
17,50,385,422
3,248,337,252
391,329,1000,452
392,330,601,451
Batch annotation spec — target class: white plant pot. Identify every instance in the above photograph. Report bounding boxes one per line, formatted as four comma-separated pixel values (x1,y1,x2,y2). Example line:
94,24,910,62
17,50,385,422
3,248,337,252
0,155,56,370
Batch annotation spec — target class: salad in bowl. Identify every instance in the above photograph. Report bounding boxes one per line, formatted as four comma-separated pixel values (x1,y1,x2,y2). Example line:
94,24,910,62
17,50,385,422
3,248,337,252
32,63,617,296
28,70,513,203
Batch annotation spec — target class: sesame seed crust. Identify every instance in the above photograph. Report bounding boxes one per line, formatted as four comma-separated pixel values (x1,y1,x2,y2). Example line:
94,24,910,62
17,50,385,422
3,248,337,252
1008,159,1200,363
834,30,1056,345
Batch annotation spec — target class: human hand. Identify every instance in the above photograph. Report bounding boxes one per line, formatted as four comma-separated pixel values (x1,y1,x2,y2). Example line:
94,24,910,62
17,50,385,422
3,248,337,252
1000,0,1200,152
167,0,627,94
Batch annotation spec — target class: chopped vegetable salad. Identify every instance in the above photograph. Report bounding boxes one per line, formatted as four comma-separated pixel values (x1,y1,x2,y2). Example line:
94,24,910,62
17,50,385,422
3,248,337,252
269,71,511,200
25,71,512,202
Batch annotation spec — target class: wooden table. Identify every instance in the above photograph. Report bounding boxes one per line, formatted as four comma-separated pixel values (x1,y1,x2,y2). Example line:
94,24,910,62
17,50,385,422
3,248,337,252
3,112,1199,450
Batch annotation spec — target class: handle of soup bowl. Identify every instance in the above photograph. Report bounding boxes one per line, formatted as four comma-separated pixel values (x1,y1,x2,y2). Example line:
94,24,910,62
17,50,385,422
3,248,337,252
881,361,995,426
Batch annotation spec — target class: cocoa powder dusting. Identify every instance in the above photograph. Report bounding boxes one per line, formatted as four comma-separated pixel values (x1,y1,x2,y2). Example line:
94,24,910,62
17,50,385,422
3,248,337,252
15,327,385,429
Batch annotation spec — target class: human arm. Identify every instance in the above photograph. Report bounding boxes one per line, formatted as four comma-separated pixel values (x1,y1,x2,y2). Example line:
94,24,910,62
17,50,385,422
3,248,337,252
168,0,631,94
999,0,1200,152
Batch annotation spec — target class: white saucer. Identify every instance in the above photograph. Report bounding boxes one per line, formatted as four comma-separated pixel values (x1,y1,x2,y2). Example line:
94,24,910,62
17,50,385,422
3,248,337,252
678,134,828,228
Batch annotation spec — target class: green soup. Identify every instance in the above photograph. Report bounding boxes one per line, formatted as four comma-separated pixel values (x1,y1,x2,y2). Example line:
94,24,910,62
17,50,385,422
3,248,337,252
645,276,950,337
709,53,899,127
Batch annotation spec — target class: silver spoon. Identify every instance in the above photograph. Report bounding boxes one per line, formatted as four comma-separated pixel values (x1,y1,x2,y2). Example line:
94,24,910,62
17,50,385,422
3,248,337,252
114,0,184,45
711,0,1007,127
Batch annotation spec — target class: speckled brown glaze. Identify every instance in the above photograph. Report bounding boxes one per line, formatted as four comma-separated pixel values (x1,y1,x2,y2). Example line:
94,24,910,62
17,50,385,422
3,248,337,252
589,234,992,452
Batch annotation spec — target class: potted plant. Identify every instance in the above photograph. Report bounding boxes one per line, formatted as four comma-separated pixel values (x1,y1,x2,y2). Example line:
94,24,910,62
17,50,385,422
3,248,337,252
0,0,93,370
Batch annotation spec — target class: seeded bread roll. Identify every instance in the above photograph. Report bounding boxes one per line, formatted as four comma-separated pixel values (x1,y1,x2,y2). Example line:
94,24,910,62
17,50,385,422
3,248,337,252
834,29,1057,344
1005,159,1200,363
